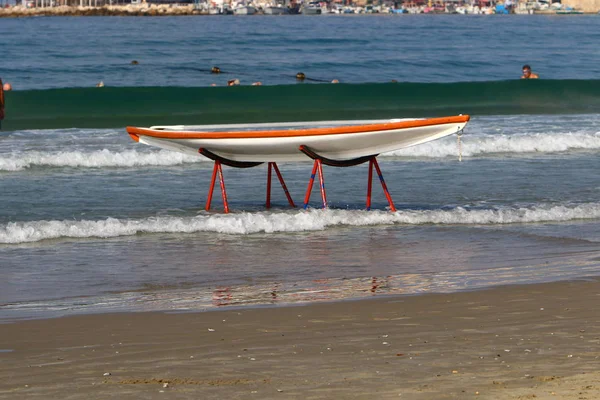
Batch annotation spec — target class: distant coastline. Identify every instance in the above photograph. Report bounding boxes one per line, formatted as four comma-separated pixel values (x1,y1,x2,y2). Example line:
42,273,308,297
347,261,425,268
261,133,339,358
0,4,202,16
0,3,595,17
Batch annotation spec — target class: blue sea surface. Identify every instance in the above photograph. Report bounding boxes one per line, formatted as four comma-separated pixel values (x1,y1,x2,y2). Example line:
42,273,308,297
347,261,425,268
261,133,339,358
1,16,600,320
1,15,600,89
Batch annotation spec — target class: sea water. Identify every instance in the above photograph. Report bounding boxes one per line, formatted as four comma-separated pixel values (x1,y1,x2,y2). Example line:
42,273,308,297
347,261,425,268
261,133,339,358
1,16,600,320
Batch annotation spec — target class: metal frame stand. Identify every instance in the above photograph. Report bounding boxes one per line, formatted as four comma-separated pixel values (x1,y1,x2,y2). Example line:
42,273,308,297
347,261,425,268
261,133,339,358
200,148,295,213
199,146,396,213
266,162,296,209
205,160,230,213
303,159,328,209
366,157,396,211
300,145,396,211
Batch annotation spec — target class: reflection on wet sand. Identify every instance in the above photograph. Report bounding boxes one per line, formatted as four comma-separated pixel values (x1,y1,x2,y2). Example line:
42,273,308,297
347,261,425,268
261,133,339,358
3,254,600,321
207,256,599,308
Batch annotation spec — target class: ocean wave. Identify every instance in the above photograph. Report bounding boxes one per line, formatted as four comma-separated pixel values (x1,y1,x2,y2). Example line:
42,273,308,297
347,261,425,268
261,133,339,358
3,130,600,172
2,203,600,244
3,80,600,131
0,149,204,171
386,131,600,158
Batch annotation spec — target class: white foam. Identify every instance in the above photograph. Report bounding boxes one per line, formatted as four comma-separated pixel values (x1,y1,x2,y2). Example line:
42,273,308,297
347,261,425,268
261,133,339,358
384,131,600,158
3,131,600,171
2,203,600,244
0,149,205,171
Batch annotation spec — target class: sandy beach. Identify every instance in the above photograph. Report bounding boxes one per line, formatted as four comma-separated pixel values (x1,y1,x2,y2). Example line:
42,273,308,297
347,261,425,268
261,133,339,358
2,279,600,399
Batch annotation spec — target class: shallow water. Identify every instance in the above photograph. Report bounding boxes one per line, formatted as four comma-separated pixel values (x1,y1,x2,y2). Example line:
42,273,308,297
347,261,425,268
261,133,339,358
3,113,600,319
2,16,600,320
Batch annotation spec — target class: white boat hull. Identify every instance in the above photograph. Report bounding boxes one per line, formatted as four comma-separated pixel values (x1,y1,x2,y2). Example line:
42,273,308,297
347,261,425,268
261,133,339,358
127,116,469,163
234,5,257,14
302,5,322,14
264,6,286,14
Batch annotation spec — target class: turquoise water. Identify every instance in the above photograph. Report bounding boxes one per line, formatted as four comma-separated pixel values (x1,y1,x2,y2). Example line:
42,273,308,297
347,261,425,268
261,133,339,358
2,16,600,320
3,80,600,130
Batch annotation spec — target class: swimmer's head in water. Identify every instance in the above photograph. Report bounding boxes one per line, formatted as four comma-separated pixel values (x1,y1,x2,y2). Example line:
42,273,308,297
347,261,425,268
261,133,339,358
211,66,221,74
331,79,339,84
296,72,306,81
131,60,139,65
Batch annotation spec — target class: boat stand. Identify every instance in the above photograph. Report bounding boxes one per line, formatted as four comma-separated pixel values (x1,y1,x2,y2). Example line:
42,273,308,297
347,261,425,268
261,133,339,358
303,159,328,209
365,157,396,211
199,146,396,213
200,148,295,213
266,162,296,209
300,145,396,212
205,160,230,213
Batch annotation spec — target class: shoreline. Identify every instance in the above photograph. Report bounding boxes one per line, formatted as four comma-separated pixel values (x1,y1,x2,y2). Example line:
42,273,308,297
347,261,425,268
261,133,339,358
2,278,600,399
4,259,600,323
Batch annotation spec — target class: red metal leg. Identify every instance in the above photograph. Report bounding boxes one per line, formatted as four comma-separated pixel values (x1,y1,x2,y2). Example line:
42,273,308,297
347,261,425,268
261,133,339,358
217,161,229,213
206,155,393,213
303,160,319,209
266,162,273,209
206,161,219,211
272,163,296,208
372,158,396,212
317,159,327,209
366,158,374,210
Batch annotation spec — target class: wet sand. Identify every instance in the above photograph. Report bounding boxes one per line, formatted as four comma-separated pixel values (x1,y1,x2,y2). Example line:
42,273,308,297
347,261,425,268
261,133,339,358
2,279,600,400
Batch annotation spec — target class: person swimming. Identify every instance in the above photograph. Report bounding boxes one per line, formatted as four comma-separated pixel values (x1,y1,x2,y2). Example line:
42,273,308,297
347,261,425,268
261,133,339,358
227,78,240,86
296,72,306,81
521,64,539,79
96,81,104,87
211,66,222,74
131,60,139,65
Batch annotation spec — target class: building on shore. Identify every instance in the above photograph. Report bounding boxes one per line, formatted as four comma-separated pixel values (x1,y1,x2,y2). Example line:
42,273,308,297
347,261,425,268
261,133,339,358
561,0,600,11
2,0,599,14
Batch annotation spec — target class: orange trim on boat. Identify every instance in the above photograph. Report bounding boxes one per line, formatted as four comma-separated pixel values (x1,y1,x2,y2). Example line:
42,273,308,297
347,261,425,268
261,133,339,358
126,115,470,141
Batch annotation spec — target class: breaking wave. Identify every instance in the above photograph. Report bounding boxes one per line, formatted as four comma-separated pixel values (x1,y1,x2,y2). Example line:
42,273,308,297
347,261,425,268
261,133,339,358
3,80,600,131
3,130,600,172
2,202,600,244
0,149,204,171
390,130,600,158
